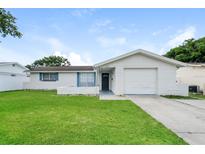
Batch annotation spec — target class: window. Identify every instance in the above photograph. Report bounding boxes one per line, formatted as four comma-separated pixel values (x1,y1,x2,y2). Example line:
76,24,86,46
40,73,58,81
78,72,95,87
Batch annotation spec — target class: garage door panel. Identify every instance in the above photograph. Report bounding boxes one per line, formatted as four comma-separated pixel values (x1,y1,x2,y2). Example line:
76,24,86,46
124,68,157,94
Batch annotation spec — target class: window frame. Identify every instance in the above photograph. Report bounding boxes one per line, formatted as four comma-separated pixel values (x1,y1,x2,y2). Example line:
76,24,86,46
40,72,59,81
77,72,96,87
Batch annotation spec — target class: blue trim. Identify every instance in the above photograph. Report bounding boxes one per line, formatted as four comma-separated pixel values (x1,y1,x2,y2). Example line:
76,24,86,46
94,72,96,86
77,72,96,87
39,73,59,81
77,72,80,87
55,73,59,81
39,73,42,81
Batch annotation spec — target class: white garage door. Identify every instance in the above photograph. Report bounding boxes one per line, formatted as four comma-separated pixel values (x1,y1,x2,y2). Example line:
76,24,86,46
124,68,157,94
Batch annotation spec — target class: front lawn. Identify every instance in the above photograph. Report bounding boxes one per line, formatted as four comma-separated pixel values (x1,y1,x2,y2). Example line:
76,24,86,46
0,90,186,144
189,93,205,100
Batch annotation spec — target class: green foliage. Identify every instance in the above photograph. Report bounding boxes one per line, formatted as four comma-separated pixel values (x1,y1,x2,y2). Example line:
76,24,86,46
164,37,205,63
0,8,22,40
162,95,197,100
189,93,205,100
26,55,71,69
0,90,186,144
163,93,205,100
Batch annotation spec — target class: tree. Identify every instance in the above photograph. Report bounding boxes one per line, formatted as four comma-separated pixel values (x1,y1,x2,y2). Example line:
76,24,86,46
164,37,205,63
26,55,71,69
0,8,22,40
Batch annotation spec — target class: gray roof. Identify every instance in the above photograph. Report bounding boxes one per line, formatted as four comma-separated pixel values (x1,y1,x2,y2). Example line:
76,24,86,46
29,66,94,72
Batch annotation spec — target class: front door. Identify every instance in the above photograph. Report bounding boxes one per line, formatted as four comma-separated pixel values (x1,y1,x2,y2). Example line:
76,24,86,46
102,73,109,91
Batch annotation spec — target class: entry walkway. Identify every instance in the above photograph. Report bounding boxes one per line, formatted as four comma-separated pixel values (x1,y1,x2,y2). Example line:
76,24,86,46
99,91,128,100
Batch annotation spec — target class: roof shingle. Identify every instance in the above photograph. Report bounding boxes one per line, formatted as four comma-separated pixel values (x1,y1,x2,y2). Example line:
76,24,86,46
29,66,94,72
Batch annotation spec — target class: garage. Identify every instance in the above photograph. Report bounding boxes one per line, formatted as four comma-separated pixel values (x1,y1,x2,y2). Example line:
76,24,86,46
124,68,157,94
95,49,187,96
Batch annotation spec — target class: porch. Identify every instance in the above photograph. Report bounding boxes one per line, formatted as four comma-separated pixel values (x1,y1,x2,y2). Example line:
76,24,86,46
99,91,128,100
96,67,116,93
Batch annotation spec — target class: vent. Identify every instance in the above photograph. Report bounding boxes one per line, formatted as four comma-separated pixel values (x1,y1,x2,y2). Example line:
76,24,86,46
11,74,16,77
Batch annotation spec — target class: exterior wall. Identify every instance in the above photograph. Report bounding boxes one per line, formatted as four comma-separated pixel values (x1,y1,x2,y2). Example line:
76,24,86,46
57,86,99,95
97,70,114,91
168,83,188,96
0,63,25,74
177,66,205,91
0,64,28,92
0,73,28,91
24,72,76,90
97,53,182,95
111,69,116,93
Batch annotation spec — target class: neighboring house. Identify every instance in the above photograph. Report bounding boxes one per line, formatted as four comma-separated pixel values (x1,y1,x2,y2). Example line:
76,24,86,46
0,62,29,92
177,63,205,93
24,49,188,96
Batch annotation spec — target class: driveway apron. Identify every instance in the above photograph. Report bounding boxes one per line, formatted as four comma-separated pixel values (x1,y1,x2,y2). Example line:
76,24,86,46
127,95,205,145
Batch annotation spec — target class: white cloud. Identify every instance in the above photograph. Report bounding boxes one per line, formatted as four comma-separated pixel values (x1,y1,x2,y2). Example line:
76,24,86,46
119,24,138,33
53,51,92,66
32,36,69,52
167,26,196,48
0,46,33,65
49,24,63,33
32,36,93,65
46,38,93,65
31,36,65,50
120,28,130,33
95,19,112,27
128,42,158,53
96,36,127,48
90,20,140,35
53,51,68,58
71,9,96,17
47,37,65,51
152,26,171,36
89,19,114,33
159,26,196,54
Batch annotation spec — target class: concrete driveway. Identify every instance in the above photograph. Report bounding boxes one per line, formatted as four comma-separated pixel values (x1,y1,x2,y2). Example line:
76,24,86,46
127,95,205,145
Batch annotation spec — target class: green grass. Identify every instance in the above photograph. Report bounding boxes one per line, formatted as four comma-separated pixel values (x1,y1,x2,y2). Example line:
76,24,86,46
162,93,205,100
189,93,205,100
0,90,186,145
162,95,197,99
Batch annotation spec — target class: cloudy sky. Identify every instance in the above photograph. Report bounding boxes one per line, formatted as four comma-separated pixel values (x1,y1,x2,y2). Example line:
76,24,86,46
1,9,205,65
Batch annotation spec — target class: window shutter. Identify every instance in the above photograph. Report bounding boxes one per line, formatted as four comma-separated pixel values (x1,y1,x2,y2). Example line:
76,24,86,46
77,72,80,87
56,73,59,81
94,72,96,86
39,73,42,81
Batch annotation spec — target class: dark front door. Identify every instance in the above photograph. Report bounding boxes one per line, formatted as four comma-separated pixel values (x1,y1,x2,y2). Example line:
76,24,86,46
102,73,109,91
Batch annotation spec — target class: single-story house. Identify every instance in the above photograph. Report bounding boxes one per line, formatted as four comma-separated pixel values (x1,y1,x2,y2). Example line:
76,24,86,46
23,66,98,95
24,49,188,96
177,63,205,93
0,62,29,92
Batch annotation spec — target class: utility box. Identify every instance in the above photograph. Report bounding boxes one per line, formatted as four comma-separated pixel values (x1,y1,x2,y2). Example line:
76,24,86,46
189,85,200,93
